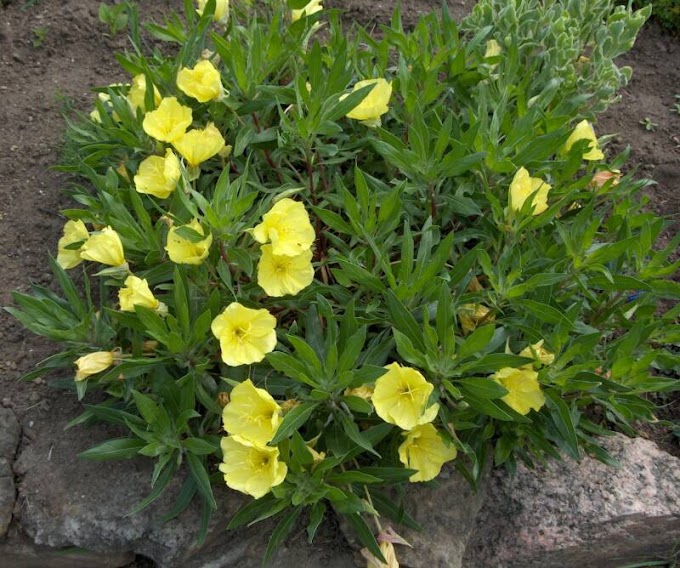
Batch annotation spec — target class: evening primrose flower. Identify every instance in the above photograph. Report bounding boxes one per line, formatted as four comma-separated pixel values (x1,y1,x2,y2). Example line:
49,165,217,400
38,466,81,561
344,385,374,401
492,367,546,415
519,339,555,367
222,379,282,446
177,60,224,103
172,123,226,167
457,303,494,334
591,169,621,190
196,0,229,25
56,219,89,269
509,167,551,215
219,436,287,499
211,302,277,366
127,74,161,112
134,149,181,199
291,0,322,21
80,226,126,267
142,97,193,143
251,198,315,257
564,119,604,161
74,351,116,382
257,245,314,297
165,219,212,265
372,362,439,431
118,275,166,314
341,79,392,127
485,39,502,59
398,423,458,482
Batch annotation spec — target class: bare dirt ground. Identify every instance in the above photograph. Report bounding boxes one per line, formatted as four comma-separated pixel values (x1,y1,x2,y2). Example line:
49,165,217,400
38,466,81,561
0,0,678,562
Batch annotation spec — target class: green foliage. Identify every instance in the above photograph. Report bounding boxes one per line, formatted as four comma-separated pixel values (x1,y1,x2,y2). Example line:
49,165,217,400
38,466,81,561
7,0,678,562
629,0,680,34
98,1,131,35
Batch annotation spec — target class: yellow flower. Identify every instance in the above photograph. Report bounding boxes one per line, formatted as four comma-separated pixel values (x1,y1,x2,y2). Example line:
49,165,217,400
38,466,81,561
80,226,126,267
127,74,161,113
165,219,213,265
56,219,89,270
142,97,193,143
564,119,604,161
196,0,229,25
341,78,392,127
492,367,546,415
509,167,551,215
372,362,439,431
74,351,116,382
344,385,374,400
457,303,494,334
251,198,315,257
519,339,555,367
211,302,277,366
218,436,287,499
257,245,314,297
364,541,400,568
398,423,457,482
222,379,282,445
291,0,322,21
484,39,502,58
177,60,224,103
134,149,181,199
172,123,226,168
118,275,165,313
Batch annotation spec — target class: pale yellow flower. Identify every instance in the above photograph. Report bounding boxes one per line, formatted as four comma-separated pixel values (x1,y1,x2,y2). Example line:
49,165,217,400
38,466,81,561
344,385,374,400
484,39,502,58
211,302,277,366
56,219,89,270
341,78,392,127
398,423,457,482
564,119,604,161
372,363,439,431
74,351,116,381
196,0,229,25
118,275,165,313
222,379,282,445
80,226,126,267
257,245,314,297
219,436,287,499
134,149,181,199
251,198,315,257
172,123,226,168
492,367,546,415
509,167,551,215
177,60,224,103
127,74,162,112
165,219,212,265
519,339,555,366
457,303,494,334
291,0,322,21
142,97,193,143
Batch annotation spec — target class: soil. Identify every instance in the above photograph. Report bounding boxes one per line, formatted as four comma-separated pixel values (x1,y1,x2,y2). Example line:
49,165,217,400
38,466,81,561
0,0,678,563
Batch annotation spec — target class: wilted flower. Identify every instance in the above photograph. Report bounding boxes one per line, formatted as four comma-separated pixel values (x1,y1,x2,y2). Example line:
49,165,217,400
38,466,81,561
398,423,458,482
363,541,400,568
457,303,494,334
218,436,287,499
342,79,392,127
134,149,181,199
291,0,322,21
564,119,604,161
196,0,229,25
372,362,439,431
492,367,546,415
127,74,161,112
172,123,226,167
176,60,224,103
211,302,277,366
118,275,166,313
80,226,126,267
344,385,374,400
56,219,89,270
591,169,621,190
257,245,314,297
142,97,193,143
74,351,116,381
222,379,282,445
519,339,555,367
251,198,315,257
509,167,551,215
165,219,212,265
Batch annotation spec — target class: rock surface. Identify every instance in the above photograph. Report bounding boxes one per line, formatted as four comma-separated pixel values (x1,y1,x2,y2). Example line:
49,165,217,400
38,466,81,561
0,407,21,536
462,434,680,568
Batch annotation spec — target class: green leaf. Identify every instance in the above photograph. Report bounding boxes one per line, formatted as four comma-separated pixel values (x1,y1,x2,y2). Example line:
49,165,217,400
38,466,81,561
344,513,384,564
354,467,418,484
545,390,580,460
78,438,145,461
325,471,382,484
263,507,302,566
269,402,319,445
186,453,217,510
307,502,326,543
386,291,425,351
228,493,281,529
457,325,495,359
182,437,219,456
456,377,507,399
132,390,160,424
336,411,380,457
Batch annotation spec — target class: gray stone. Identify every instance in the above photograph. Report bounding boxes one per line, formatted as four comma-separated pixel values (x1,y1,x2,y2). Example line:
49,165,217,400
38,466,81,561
463,434,680,568
0,407,20,537
0,406,21,459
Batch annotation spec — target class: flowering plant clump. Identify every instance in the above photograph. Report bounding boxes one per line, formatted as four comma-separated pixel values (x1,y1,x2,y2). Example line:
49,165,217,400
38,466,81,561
8,0,680,563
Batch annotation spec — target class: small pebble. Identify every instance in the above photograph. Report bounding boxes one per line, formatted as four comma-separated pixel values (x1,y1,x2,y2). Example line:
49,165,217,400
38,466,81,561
29,392,41,403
